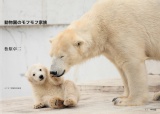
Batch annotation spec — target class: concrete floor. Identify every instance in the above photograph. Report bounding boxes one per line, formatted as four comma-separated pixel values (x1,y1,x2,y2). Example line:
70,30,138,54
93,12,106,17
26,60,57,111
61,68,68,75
0,75,159,114
0,92,160,114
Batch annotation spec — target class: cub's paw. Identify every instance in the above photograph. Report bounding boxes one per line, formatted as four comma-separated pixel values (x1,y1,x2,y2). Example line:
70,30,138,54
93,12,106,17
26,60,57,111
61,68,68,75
64,98,77,107
49,97,64,109
112,97,147,106
34,103,45,109
153,92,160,101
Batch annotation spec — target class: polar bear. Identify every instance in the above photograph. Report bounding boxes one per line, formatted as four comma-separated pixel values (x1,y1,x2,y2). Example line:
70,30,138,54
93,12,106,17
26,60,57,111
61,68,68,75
25,64,79,109
49,0,160,106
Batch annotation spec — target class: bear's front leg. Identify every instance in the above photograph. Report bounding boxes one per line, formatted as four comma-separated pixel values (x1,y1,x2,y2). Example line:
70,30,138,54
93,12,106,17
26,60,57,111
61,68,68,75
64,97,77,106
48,97,65,109
113,59,149,106
153,92,160,101
63,80,79,107
113,68,129,99
34,103,45,109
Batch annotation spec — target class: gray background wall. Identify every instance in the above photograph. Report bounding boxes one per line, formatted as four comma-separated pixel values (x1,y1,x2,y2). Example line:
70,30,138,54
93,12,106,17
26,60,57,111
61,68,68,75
0,0,160,99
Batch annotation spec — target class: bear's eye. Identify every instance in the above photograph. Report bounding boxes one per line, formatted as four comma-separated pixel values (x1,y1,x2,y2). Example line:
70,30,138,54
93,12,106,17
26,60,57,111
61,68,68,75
33,74,35,76
39,69,42,71
60,56,64,58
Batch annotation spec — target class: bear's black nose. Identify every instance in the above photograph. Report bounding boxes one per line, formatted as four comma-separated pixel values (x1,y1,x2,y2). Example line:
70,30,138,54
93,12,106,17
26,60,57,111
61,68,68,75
50,71,57,75
39,75,44,80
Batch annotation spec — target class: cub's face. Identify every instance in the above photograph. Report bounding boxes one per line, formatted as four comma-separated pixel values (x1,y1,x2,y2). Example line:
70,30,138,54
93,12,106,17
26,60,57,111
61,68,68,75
49,29,87,77
26,64,48,85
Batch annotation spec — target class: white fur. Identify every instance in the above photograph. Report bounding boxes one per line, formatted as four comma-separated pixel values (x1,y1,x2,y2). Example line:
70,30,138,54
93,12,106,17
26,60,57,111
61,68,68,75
50,0,160,106
26,64,80,109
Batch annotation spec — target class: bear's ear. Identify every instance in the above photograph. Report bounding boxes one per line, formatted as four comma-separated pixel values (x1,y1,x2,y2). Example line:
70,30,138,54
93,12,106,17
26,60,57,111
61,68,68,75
49,39,52,43
49,38,54,43
74,37,85,47
74,40,84,47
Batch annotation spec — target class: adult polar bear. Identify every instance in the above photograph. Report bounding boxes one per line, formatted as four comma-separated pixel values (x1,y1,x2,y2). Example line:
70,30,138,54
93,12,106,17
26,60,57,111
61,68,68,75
49,0,160,106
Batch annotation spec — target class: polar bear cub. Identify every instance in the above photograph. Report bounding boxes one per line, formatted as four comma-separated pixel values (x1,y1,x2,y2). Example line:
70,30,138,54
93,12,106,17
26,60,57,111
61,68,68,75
25,64,80,109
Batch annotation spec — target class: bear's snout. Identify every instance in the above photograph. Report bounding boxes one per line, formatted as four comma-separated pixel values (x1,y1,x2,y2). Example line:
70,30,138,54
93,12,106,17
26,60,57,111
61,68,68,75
50,71,57,76
39,75,44,80
50,70,65,77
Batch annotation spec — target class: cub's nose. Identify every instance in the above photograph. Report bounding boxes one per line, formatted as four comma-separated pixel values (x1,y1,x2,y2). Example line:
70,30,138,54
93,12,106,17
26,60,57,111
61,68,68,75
39,75,44,80
50,71,57,75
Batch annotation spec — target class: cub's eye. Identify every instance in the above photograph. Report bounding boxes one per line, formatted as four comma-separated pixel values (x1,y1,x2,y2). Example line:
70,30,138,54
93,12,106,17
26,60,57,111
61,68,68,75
39,69,42,71
60,56,64,58
33,74,35,76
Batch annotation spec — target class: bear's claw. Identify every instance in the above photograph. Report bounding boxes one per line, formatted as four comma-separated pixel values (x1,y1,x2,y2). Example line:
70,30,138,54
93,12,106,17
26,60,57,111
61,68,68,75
112,97,118,102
